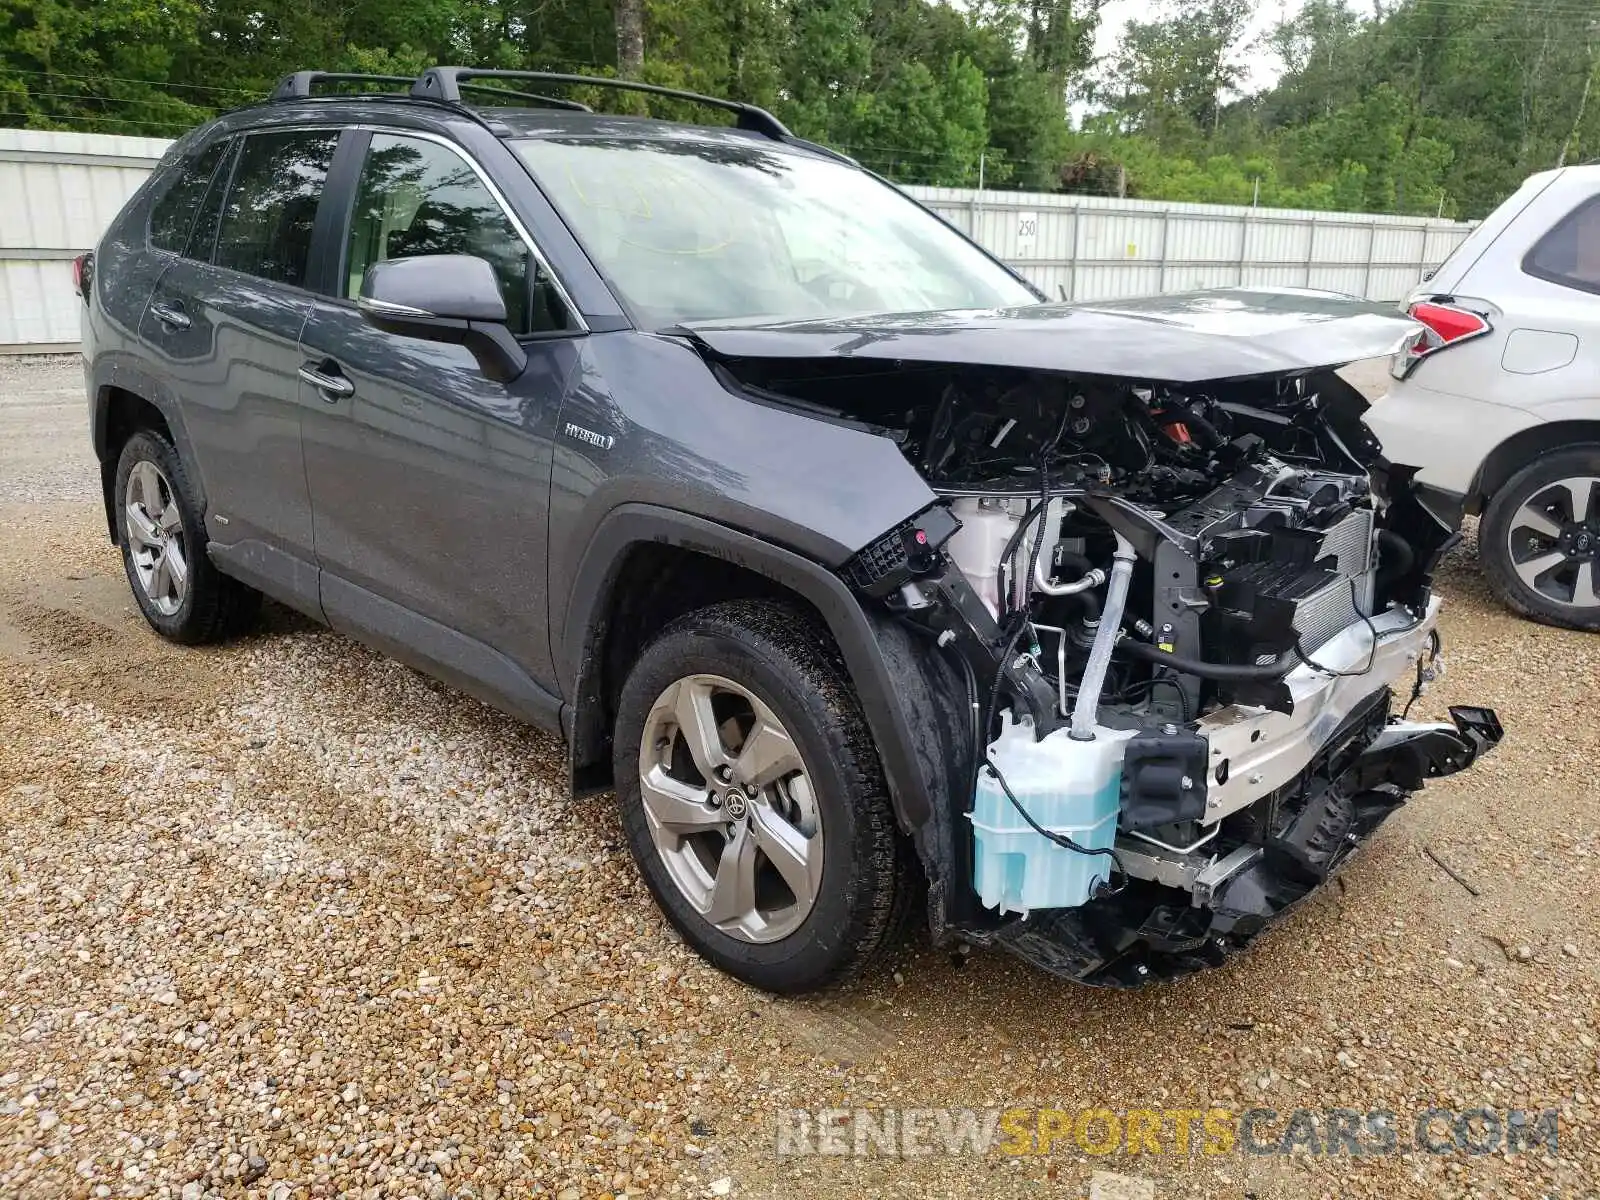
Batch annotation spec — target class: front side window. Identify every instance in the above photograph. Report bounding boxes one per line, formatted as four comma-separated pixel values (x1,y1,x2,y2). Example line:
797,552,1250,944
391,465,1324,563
1523,195,1600,295
214,129,340,286
513,135,1036,328
345,134,573,335
149,138,231,255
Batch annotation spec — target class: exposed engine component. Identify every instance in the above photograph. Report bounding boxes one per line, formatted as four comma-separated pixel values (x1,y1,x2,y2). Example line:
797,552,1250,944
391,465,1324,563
943,495,1074,618
719,346,1500,986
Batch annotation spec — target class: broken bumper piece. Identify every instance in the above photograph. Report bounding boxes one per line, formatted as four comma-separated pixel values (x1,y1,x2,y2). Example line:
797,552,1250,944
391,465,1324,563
988,701,1502,987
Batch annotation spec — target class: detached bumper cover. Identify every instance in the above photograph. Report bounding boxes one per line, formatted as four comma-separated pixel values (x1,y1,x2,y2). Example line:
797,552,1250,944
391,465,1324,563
991,698,1502,987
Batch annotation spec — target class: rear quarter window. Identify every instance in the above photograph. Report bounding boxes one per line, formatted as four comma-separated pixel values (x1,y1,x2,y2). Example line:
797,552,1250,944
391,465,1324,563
1523,195,1600,295
149,138,231,254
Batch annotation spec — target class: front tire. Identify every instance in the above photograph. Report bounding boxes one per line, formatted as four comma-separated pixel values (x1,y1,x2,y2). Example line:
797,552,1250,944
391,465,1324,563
1480,446,1600,632
612,599,913,994
114,430,261,644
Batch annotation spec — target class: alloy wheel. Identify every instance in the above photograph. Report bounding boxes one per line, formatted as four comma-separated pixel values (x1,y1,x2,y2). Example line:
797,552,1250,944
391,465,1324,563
637,673,823,943
125,460,188,617
1506,475,1600,608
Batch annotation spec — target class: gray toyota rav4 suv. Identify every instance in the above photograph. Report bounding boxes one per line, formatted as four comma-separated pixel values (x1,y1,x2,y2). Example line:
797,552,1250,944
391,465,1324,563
81,67,1500,993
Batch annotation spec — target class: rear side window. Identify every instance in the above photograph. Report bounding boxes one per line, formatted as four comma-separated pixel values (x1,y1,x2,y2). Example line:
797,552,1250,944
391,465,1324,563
149,139,231,254
1523,195,1600,295
214,129,340,287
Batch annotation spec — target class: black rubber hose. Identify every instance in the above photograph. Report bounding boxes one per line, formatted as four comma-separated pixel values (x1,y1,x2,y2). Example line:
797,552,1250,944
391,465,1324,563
1180,406,1224,449
1054,551,1102,622
1114,637,1298,680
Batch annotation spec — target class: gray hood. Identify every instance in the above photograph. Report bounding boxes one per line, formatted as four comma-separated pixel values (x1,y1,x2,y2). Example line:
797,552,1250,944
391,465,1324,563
686,287,1417,384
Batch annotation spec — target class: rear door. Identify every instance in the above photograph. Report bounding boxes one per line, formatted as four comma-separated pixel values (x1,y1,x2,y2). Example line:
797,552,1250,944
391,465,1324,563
296,128,585,717
95,134,230,373
139,126,343,615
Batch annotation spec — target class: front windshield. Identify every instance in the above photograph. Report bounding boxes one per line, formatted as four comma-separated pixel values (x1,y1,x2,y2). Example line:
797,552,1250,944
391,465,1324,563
513,135,1037,327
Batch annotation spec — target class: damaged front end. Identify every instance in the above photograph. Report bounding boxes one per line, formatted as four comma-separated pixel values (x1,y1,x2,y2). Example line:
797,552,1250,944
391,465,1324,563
693,289,1505,984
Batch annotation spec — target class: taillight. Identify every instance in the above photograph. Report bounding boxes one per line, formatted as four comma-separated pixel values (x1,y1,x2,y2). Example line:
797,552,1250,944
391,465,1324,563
71,251,93,301
1390,299,1490,379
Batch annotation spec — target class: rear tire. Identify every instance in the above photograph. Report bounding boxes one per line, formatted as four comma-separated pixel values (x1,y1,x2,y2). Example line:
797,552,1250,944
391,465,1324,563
1480,446,1600,632
612,599,914,994
114,430,261,644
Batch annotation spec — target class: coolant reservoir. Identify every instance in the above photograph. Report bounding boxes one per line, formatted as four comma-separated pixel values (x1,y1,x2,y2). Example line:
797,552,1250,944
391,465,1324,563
970,713,1134,915
945,496,1067,617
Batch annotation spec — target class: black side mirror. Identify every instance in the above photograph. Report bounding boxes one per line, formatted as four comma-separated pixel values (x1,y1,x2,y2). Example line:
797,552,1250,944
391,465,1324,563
358,254,528,383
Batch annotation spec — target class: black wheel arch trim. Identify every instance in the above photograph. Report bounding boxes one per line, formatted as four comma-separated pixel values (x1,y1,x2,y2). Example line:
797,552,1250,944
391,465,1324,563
1467,422,1600,510
89,355,207,542
561,504,938,838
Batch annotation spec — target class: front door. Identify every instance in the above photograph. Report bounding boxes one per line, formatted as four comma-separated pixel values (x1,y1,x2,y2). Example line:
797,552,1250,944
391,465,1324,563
297,129,584,715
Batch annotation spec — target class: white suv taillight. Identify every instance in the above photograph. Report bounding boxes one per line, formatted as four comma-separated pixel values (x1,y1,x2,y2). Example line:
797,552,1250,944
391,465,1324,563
1390,300,1491,379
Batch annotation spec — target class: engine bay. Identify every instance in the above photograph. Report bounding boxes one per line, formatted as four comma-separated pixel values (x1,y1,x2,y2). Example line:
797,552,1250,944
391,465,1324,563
723,354,1437,731
709,348,1500,983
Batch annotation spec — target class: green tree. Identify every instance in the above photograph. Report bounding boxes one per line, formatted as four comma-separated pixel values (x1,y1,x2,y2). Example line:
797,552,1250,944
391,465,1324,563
1100,0,1253,146
778,0,872,142
1,0,212,131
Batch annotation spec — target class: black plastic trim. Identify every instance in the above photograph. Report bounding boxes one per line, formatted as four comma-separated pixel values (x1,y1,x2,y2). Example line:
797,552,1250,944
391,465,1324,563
562,504,933,832
309,129,369,298
322,573,563,730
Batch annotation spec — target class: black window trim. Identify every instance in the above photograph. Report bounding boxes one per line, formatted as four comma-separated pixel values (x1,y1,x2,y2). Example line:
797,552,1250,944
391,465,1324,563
1521,192,1600,298
145,134,234,259
323,123,588,336
308,127,370,299
181,120,589,330
190,137,241,265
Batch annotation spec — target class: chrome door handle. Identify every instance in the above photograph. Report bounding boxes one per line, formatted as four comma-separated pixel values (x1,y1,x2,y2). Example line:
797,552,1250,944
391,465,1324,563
149,302,190,331
298,364,355,400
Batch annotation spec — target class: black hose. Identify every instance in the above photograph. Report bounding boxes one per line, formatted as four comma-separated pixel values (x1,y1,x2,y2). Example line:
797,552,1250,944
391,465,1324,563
1114,637,1298,680
951,645,983,807
1054,551,1102,621
1180,406,1224,449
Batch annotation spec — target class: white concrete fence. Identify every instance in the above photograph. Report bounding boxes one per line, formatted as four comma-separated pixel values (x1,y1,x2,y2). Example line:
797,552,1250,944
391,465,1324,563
0,129,1478,352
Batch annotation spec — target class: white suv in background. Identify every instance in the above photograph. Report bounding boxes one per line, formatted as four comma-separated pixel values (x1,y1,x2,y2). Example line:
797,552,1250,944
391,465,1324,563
1369,165,1600,631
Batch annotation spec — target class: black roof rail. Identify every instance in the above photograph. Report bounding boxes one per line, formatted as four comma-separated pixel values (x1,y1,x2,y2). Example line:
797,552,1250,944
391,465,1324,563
270,71,414,100
455,81,591,112
264,65,857,160
267,70,590,115
411,67,792,139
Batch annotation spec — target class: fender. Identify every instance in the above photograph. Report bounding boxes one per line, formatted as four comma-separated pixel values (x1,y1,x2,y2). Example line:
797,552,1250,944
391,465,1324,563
561,504,940,837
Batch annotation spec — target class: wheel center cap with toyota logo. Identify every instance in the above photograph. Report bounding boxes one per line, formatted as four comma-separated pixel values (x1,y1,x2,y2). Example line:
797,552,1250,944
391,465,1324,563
722,790,749,821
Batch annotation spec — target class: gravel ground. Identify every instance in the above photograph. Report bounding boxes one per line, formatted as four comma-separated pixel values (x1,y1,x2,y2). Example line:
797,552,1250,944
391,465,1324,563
0,355,99,503
1,356,1596,1199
